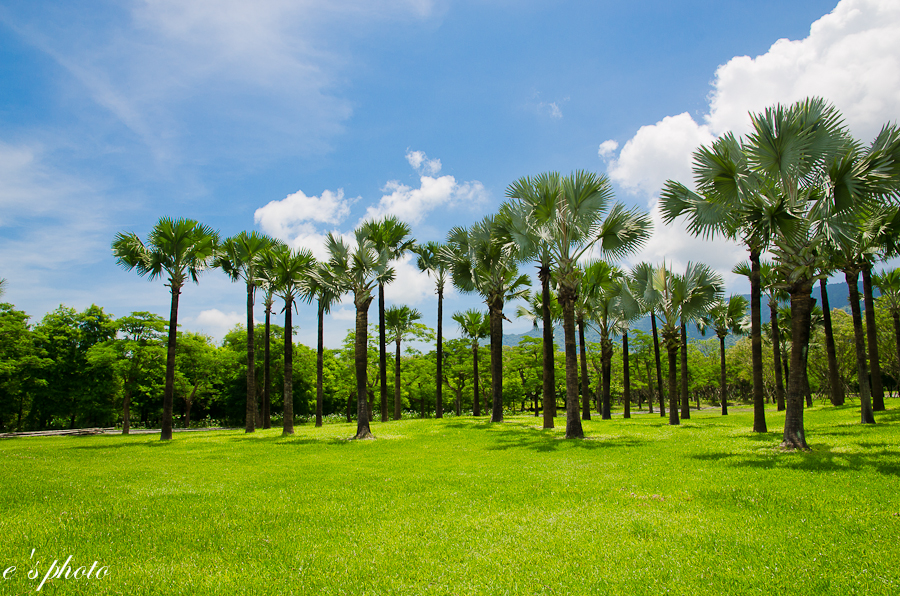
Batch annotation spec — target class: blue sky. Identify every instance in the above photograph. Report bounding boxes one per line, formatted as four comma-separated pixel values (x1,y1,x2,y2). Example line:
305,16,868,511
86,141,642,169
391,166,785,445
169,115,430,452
1,0,897,348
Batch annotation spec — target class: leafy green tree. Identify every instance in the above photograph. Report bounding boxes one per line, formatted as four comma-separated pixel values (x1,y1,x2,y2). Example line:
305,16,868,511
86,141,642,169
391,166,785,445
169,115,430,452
873,268,900,390
215,231,275,433
698,295,749,415
447,217,530,423
0,304,48,432
452,309,490,417
112,217,219,440
175,332,224,428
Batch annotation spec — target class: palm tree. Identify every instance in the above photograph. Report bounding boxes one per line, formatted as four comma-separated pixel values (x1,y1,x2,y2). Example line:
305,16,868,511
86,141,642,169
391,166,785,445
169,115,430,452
816,273,845,406
301,261,344,427
268,243,315,435
112,217,219,441
414,241,449,418
452,309,490,416
503,173,564,430
256,247,280,428
215,231,275,433
698,294,749,415
514,287,562,421
447,216,530,423
580,261,623,420
385,305,424,419
632,262,723,426
325,227,389,439
360,217,414,424
504,170,651,438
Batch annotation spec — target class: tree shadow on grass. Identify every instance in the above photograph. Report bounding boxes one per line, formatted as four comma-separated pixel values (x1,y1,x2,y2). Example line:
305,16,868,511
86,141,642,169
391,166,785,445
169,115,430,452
691,444,900,476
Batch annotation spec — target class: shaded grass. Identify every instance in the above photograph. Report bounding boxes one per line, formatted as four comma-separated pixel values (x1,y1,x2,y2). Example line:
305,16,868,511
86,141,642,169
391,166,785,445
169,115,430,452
0,404,898,595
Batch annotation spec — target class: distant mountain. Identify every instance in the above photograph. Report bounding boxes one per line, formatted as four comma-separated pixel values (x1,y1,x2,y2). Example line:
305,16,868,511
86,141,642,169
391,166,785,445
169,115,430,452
502,281,866,349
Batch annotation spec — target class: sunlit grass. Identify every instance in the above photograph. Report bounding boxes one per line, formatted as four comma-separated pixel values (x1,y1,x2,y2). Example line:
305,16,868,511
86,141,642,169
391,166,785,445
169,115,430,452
1,404,898,595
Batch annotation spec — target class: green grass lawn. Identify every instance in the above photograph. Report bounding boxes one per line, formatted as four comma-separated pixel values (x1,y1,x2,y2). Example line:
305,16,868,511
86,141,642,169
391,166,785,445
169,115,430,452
1,404,898,595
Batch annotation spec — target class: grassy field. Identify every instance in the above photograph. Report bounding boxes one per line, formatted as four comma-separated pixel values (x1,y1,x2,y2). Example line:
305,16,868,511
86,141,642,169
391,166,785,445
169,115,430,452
0,404,898,595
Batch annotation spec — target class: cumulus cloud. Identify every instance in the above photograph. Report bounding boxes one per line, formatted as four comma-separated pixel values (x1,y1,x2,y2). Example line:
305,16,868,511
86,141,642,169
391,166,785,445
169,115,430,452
600,0,900,292
607,113,715,196
363,150,488,224
254,188,354,258
406,149,442,175
597,140,618,159
706,0,900,141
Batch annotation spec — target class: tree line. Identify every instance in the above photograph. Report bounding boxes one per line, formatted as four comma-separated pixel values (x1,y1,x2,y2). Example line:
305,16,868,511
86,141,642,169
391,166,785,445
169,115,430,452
2,97,898,449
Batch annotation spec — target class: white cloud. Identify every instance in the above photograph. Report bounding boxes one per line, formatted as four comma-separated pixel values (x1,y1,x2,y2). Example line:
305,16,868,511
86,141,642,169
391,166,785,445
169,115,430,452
382,253,450,305
706,0,900,141
405,149,442,175
331,307,356,322
254,188,354,258
364,172,487,224
607,113,715,196
597,140,618,159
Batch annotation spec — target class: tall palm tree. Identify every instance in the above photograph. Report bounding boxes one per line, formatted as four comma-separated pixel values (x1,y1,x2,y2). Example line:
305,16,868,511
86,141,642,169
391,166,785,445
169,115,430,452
256,246,280,428
112,217,219,441
698,294,749,415
215,231,275,433
632,261,723,426
816,273,845,406
415,241,449,418
361,217,414,424
503,173,564,429
325,227,388,439
301,261,344,427
504,170,651,438
385,305,424,419
447,216,530,423
268,243,315,435
452,309,490,416
580,260,623,420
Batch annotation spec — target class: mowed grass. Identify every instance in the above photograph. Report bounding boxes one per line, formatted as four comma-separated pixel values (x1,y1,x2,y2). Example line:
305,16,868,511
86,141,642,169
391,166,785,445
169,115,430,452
1,405,898,596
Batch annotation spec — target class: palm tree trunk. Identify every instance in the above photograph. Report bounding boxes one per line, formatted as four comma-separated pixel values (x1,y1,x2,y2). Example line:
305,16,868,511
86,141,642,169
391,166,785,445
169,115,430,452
472,344,480,416
578,318,591,421
646,359,654,413
394,337,402,420
316,301,324,428
601,333,612,420
782,284,814,449
750,251,767,433
283,297,294,436
666,336,679,426
379,283,388,423
680,320,690,420
161,285,180,441
770,299,786,411
436,288,444,418
862,267,885,411
719,334,728,415
539,265,556,428
622,332,631,419
845,270,875,424
263,302,272,428
355,294,375,439
489,300,504,423
245,283,256,433
819,280,844,406
560,288,584,438
651,313,665,417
